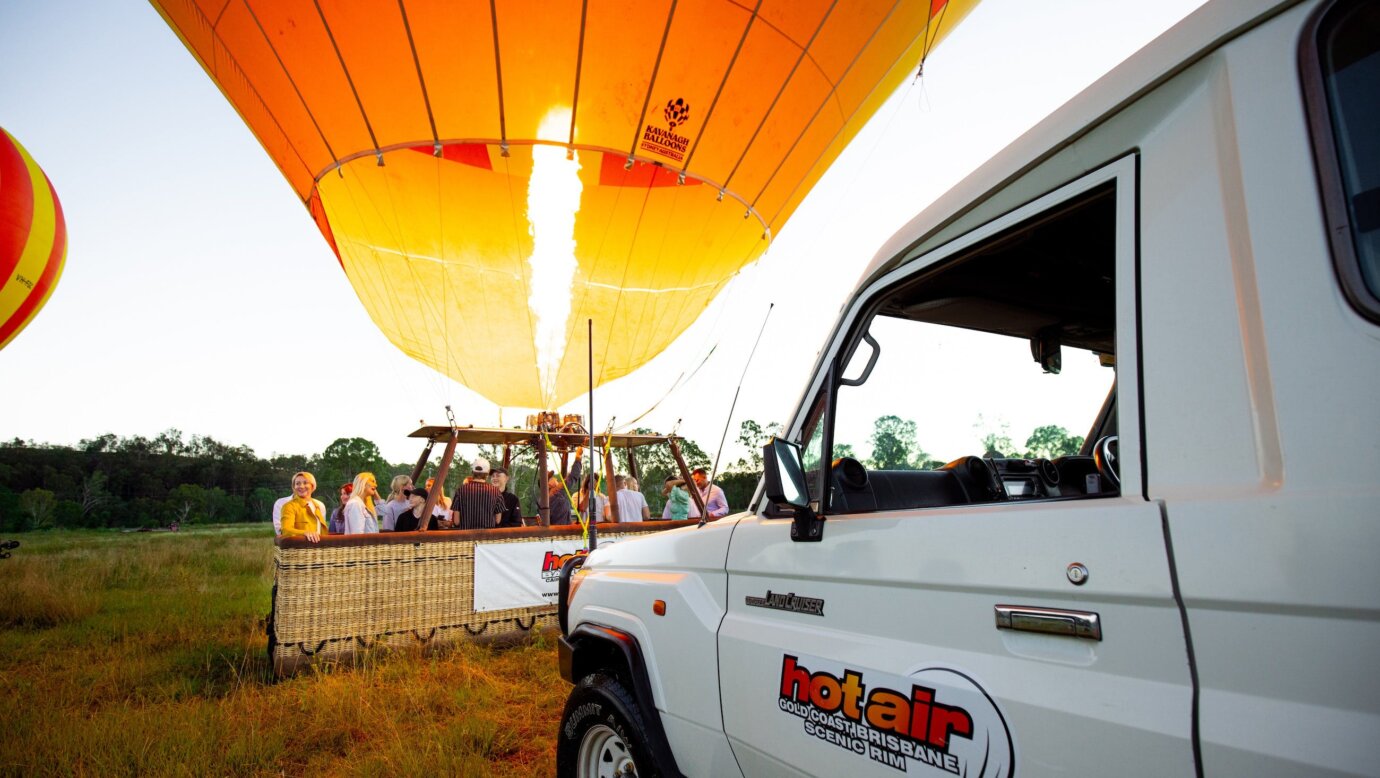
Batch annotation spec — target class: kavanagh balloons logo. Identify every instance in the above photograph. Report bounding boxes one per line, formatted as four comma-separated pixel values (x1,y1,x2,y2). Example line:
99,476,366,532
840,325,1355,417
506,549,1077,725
663,98,691,130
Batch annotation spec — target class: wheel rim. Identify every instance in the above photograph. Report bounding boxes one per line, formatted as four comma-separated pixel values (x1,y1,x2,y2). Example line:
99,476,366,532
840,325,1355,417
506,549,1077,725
577,723,638,778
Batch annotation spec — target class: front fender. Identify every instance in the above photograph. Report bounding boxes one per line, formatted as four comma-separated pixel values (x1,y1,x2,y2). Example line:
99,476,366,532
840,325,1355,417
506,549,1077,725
560,623,684,778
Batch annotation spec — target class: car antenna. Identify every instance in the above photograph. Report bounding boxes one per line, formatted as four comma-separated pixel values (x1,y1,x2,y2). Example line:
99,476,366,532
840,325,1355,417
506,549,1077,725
702,303,774,528
586,318,598,551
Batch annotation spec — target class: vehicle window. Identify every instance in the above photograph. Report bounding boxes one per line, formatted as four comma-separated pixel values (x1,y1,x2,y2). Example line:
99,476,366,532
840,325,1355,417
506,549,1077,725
1305,0,1380,319
809,181,1123,514
834,318,1111,465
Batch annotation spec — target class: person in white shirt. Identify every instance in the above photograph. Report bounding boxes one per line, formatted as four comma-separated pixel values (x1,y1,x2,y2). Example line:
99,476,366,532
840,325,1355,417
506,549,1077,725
608,474,651,521
272,495,290,535
344,472,381,534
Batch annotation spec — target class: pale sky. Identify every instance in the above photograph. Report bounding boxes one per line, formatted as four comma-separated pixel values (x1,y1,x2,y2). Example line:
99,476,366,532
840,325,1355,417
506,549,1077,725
0,0,1207,466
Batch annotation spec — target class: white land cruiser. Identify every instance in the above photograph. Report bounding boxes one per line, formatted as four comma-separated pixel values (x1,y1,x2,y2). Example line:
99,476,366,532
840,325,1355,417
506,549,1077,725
556,0,1380,775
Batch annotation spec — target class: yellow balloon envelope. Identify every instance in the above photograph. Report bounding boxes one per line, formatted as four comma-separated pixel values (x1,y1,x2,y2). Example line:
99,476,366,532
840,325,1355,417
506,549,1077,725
152,0,975,409
0,128,67,352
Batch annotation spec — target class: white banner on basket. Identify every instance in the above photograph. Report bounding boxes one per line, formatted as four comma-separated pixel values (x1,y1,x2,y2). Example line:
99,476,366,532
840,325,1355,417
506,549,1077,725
473,538,606,613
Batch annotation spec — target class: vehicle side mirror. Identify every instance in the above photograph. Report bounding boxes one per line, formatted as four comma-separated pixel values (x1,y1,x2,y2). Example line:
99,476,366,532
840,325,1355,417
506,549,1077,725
762,438,824,542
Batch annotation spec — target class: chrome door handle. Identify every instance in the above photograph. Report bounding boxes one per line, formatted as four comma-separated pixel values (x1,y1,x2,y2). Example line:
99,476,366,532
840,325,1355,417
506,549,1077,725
995,605,1101,640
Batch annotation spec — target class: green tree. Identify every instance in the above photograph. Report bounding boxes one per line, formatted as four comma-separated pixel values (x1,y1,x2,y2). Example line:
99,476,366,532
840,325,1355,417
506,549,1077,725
0,486,20,531
53,500,83,528
609,430,711,515
18,488,56,531
80,470,109,520
730,419,783,472
1024,425,1084,459
314,437,390,487
166,484,207,524
869,416,925,470
974,415,1015,458
248,487,277,523
155,428,186,456
203,486,235,523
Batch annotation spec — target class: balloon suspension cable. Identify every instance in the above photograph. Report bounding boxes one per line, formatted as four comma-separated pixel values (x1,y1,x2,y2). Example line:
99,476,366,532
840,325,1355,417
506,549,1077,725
445,404,457,429
703,303,774,528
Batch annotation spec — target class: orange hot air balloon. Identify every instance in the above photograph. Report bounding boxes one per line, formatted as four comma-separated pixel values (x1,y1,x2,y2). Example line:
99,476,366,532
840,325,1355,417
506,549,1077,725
0,128,67,352
151,0,975,409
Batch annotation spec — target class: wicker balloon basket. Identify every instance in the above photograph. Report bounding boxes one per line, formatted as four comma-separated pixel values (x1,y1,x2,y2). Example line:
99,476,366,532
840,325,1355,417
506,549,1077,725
269,522,690,675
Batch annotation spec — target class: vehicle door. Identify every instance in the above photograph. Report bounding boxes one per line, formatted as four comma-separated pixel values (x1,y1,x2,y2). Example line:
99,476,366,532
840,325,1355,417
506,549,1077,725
718,159,1197,777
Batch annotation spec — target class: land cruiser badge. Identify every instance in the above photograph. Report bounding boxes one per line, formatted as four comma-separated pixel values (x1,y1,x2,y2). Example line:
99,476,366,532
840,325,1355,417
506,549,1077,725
746,590,825,616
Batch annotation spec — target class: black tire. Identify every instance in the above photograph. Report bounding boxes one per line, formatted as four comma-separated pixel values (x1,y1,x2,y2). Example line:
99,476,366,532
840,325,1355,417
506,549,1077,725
557,673,663,778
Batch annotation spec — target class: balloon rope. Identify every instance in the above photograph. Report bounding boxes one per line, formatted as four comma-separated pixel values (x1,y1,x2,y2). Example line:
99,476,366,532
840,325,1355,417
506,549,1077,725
708,302,774,493
921,0,954,70
614,343,717,432
542,432,594,542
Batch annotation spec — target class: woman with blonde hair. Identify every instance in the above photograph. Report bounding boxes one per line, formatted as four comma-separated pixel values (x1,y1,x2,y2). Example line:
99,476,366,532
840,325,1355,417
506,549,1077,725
280,472,329,542
377,474,413,531
344,472,380,534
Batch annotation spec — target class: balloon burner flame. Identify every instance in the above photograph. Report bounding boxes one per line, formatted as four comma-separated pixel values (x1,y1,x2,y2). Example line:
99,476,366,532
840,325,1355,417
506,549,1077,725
526,109,582,405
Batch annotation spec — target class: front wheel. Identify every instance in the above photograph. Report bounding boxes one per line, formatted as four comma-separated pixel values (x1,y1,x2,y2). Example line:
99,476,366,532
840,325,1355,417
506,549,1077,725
558,673,662,778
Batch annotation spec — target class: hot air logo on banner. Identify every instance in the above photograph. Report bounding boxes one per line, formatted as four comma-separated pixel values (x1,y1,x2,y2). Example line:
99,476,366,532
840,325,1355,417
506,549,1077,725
776,653,1015,776
641,98,692,162
473,539,614,613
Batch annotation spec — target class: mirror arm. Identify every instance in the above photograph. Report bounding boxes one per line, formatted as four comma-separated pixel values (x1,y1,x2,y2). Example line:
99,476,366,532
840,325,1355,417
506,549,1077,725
789,502,824,542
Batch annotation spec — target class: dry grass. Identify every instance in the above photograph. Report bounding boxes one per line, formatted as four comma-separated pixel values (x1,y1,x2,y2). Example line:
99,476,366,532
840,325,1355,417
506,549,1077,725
0,528,566,776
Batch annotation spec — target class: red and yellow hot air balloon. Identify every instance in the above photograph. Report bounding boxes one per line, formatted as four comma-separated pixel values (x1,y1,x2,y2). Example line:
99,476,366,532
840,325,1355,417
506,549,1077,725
0,128,67,352
152,0,975,409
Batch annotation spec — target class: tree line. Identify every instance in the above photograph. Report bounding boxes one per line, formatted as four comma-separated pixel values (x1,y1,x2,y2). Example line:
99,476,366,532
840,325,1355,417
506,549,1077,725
0,416,1083,532
0,428,729,532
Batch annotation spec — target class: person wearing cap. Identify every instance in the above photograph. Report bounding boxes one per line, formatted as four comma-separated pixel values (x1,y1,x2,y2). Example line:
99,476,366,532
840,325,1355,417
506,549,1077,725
395,485,440,532
280,471,329,542
450,457,505,530
661,475,691,520
691,467,730,519
491,468,524,528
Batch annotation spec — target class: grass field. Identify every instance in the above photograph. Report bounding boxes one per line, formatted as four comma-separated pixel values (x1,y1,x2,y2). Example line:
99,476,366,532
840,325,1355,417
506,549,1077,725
0,527,567,776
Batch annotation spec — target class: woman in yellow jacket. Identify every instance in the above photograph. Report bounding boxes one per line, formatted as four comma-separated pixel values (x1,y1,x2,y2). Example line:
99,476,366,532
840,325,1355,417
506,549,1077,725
280,471,329,543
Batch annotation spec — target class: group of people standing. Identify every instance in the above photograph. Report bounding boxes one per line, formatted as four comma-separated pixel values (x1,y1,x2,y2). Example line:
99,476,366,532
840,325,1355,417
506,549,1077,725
273,453,730,543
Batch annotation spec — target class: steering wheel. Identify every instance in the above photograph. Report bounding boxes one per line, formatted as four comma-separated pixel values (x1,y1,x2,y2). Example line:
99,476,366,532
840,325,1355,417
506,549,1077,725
1093,435,1120,489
